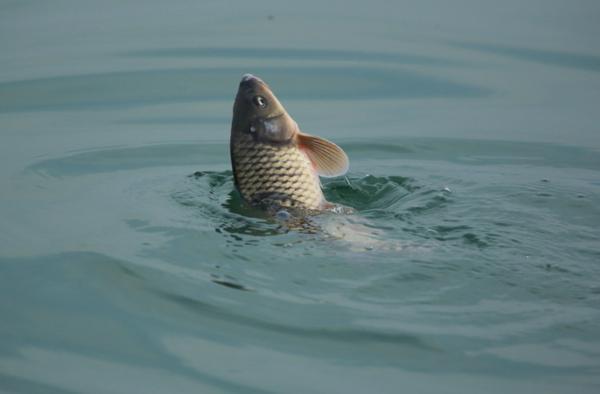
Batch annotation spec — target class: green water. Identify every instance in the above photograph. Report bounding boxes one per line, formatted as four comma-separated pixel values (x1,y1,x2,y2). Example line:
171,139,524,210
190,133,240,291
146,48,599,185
1,1,600,393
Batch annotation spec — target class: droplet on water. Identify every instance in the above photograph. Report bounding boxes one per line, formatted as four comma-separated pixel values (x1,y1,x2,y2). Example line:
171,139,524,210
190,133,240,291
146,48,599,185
276,209,291,221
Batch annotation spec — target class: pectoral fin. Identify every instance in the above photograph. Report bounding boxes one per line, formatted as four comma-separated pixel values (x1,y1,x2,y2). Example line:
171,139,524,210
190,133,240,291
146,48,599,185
297,132,349,177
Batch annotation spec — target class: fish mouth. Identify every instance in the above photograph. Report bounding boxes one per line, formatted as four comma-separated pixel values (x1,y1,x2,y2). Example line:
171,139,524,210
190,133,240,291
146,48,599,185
239,73,266,88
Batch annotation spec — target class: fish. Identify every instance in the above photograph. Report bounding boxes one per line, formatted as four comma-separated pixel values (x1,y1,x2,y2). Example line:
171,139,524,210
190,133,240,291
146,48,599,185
230,74,349,212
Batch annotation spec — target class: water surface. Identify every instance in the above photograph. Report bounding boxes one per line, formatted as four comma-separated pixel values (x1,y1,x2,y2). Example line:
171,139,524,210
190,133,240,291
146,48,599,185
1,1,600,393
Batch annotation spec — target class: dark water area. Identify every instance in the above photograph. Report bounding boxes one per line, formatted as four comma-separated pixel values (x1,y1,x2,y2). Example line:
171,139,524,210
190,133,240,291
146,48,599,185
1,1,600,393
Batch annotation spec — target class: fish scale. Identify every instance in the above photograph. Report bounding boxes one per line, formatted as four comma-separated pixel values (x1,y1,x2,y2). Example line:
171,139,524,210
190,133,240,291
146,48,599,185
231,133,324,210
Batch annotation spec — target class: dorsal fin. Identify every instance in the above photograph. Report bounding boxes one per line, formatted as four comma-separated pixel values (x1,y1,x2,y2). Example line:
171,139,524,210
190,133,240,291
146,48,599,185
297,132,349,177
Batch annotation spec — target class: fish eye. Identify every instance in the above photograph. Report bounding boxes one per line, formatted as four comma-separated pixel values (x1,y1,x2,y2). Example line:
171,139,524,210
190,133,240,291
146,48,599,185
252,95,268,109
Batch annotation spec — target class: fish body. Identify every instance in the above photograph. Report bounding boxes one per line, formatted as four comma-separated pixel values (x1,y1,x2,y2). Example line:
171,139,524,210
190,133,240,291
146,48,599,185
230,74,349,211
231,132,323,209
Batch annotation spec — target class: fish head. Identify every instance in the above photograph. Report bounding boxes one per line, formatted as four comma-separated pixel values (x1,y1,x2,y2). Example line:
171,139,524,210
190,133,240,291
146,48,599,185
231,74,298,144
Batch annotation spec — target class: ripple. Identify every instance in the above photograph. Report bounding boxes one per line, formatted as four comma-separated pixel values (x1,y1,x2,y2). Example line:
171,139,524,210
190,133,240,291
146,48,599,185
453,41,600,72
127,46,460,67
323,174,418,212
174,171,284,238
27,144,226,177
155,290,433,350
174,170,449,255
0,66,489,113
182,170,425,222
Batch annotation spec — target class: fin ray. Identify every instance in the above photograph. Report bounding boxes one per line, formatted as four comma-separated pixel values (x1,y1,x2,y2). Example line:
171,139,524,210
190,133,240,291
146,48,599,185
297,132,349,177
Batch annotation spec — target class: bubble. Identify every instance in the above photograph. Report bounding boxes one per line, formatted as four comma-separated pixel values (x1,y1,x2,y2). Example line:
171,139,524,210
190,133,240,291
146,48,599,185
276,209,291,221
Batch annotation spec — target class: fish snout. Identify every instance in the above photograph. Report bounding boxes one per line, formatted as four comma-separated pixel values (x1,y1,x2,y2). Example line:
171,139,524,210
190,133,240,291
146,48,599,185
239,73,265,88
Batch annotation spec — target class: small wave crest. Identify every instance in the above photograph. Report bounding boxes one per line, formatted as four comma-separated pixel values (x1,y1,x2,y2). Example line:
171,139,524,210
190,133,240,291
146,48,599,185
173,171,465,253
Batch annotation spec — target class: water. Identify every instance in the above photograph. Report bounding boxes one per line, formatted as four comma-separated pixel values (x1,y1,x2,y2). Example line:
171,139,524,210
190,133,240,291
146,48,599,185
1,1,600,393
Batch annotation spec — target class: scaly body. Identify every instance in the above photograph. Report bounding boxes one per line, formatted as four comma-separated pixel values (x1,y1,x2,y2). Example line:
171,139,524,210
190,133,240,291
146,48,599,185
231,132,323,209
